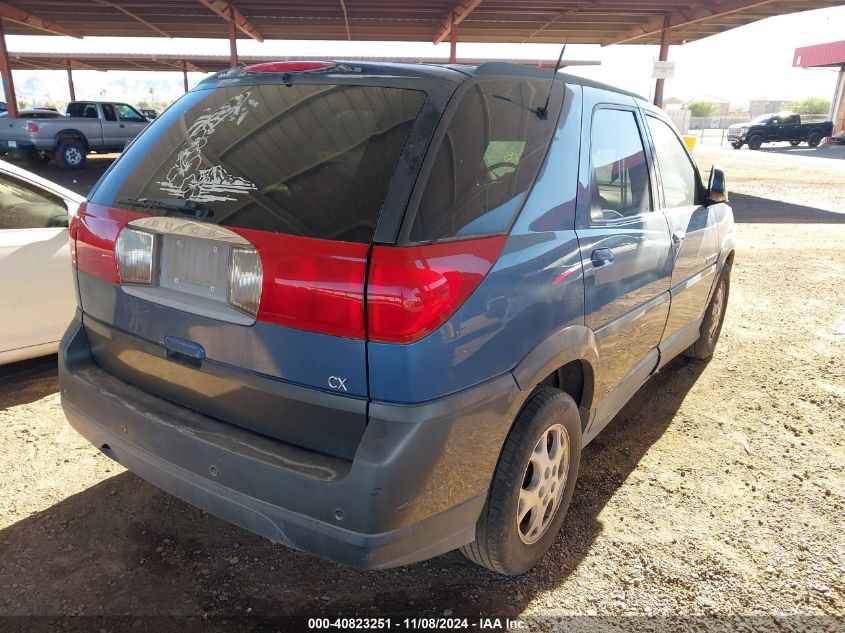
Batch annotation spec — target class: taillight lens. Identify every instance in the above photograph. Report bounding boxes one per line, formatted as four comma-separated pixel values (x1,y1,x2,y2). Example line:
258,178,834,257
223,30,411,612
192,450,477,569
115,227,155,284
75,203,505,341
26,121,39,133
68,210,80,268
243,230,368,339
228,246,263,317
367,236,506,343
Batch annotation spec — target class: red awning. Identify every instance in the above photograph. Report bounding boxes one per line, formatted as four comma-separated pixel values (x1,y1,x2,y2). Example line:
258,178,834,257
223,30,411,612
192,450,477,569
793,40,845,68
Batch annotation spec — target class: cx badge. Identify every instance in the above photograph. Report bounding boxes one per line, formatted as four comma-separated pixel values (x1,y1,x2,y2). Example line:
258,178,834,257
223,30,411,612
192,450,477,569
328,376,348,392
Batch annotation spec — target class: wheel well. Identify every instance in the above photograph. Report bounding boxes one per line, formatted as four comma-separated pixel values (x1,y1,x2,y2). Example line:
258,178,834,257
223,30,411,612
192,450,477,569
57,132,88,151
539,360,593,410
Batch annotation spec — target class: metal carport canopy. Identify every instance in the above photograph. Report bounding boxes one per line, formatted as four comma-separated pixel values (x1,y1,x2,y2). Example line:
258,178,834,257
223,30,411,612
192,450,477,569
0,1,839,45
0,0,839,116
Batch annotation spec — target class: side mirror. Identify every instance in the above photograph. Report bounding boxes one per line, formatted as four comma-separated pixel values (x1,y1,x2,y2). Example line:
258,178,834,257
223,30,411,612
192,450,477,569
706,166,728,205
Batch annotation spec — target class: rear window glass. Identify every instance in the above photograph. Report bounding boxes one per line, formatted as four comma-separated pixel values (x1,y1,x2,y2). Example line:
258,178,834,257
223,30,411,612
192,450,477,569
67,103,98,118
405,80,558,242
90,84,427,243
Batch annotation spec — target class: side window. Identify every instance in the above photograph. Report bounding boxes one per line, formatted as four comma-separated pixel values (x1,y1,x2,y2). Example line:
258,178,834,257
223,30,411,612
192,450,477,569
0,173,68,230
102,104,117,121
589,109,651,222
646,117,698,208
407,79,560,242
115,104,146,122
66,102,97,118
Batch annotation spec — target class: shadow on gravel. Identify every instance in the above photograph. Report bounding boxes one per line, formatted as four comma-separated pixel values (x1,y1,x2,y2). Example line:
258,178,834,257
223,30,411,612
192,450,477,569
0,354,59,410
0,357,705,620
755,143,845,160
729,193,845,224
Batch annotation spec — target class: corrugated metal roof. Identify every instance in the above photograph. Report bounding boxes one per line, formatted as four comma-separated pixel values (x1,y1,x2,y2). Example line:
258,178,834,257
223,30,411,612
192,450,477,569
793,39,845,68
2,1,842,47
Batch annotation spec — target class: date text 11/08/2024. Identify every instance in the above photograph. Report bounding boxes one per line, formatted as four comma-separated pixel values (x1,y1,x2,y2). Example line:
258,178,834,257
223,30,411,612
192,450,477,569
307,618,527,630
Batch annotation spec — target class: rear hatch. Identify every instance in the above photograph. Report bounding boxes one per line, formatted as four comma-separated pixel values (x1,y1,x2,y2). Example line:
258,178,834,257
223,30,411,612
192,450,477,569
74,63,456,458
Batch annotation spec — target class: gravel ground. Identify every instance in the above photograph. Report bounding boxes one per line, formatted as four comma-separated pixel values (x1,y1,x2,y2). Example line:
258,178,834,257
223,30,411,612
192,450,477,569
0,146,843,631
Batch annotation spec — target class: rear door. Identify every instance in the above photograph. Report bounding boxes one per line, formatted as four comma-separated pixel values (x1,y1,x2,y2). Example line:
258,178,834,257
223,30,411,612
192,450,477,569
576,90,673,409
75,77,436,458
643,113,719,353
114,103,149,145
779,114,800,141
0,169,74,355
99,103,124,148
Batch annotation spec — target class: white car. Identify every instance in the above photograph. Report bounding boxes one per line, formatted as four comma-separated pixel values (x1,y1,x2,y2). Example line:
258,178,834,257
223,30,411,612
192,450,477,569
0,159,83,364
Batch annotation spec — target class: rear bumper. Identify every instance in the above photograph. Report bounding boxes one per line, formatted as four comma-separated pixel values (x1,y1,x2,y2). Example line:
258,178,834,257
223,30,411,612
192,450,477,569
59,313,523,569
0,139,37,151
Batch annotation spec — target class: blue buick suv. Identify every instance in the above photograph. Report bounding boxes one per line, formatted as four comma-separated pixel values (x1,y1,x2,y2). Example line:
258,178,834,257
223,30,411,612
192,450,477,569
60,61,734,575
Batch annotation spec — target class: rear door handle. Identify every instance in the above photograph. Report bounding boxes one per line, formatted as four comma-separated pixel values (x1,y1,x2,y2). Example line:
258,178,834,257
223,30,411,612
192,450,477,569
591,248,614,268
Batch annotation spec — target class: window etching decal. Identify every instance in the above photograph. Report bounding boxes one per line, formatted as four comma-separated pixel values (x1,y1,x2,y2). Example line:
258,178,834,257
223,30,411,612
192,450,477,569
158,91,259,202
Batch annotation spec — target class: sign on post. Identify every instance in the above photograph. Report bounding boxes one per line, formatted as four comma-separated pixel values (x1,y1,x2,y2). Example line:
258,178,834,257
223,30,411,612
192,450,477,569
653,61,676,79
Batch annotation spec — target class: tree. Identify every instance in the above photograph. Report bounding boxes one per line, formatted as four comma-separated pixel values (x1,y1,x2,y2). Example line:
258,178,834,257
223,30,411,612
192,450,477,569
784,96,830,116
688,100,717,117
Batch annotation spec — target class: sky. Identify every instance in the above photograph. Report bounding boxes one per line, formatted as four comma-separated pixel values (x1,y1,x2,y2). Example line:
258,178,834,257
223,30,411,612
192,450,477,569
5,4,844,107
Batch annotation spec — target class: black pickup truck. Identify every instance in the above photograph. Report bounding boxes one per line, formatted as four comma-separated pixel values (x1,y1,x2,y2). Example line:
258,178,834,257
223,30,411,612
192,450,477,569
727,112,833,150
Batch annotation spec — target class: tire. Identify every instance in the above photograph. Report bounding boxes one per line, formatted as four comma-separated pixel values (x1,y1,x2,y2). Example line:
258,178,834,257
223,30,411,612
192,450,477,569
23,150,50,165
807,131,822,148
747,134,763,150
460,387,581,575
730,142,742,149
57,140,86,170
686,264,730,360
789,139,801,147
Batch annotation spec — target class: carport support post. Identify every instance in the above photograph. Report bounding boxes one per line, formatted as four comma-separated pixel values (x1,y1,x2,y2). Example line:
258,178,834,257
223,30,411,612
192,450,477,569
182,60,189,93
0,19,17,118
66,60,76,101
653,15,671,109
228,7,238,67
449,13,457,64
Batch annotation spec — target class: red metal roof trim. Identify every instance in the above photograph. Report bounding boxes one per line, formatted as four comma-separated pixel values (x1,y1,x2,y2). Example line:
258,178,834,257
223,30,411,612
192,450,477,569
793,40,845,68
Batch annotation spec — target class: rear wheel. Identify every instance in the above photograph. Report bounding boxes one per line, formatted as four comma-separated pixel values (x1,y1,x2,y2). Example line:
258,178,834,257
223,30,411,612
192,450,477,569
686,264,730,360
460,387,581,575
807,131,822,148
747,134,763,150
57,140,86,170
789,139,801,146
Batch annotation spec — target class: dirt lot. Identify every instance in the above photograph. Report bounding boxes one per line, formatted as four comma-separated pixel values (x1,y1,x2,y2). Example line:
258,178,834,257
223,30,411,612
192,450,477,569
0,145,844,630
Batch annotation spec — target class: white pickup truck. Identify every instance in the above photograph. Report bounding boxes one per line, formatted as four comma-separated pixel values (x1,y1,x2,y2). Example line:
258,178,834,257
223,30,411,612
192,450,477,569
0,101,149,169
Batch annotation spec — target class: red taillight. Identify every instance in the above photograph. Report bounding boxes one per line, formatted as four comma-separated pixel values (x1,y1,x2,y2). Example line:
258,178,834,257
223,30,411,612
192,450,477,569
26,121,39,133
73,202,504,343
244,61,336,73
237,229,369,339
75,203,143,284
68,209,81,268
367,236,506,344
